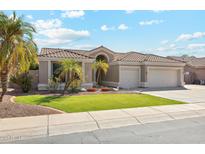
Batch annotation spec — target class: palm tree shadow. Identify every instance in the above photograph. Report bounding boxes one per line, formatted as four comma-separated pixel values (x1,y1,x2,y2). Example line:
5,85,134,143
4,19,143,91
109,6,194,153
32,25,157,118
35,95,63,105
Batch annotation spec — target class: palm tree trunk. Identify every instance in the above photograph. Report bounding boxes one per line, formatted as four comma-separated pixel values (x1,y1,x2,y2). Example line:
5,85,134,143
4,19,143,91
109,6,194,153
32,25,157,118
62,77,75,95
0,69,8,102
97,69,101,85
62,81,68,95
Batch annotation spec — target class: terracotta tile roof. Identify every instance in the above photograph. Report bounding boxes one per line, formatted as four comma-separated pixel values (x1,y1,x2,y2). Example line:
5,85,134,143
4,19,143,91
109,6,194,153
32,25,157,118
168,56,205,67
113,53,128,61
113,52,180,63
39,47,182,63
144,54,180,63
39,48,94,59
189,58,205,67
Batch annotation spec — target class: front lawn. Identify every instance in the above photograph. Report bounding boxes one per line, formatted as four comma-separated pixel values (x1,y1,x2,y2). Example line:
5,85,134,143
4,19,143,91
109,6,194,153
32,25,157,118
15,94,186,113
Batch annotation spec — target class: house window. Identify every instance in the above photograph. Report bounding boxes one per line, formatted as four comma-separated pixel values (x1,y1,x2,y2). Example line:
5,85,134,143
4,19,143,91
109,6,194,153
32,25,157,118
52,63,65,82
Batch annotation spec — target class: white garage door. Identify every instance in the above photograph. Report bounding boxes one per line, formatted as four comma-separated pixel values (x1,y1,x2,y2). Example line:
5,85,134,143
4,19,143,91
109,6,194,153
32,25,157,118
148,68,179,87
119,67,140,89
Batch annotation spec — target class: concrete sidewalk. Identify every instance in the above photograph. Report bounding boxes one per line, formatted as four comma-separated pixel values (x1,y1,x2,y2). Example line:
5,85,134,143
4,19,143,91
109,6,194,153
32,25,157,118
1,103,205,143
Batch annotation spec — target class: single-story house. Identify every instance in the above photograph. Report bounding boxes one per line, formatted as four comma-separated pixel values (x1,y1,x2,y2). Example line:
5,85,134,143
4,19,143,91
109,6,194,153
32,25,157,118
168,56,205,84
38,46,185,90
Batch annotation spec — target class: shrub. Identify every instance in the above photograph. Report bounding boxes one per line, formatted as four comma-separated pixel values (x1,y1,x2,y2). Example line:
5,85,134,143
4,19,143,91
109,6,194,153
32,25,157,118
69,80,81,89
29,63,39,70
10,73,32,93
48,76,60,92
67,87,81,93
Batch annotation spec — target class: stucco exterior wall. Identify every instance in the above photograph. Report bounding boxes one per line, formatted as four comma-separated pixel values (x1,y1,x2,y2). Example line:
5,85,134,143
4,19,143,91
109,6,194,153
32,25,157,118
184,65,195,84
195,68,205,80
102,65,119,82
39,61,48,84
29,70,39,89
84,63,93,83
140,65,147,82
184,65,205,83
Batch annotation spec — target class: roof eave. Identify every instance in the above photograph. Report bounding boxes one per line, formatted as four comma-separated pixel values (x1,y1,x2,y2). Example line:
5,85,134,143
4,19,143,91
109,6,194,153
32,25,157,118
38,56,95,62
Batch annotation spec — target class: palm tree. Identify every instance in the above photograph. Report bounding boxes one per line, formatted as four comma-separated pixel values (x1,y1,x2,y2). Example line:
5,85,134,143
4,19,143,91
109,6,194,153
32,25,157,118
56,59,82,95
0,12,38,102
92,60,109,85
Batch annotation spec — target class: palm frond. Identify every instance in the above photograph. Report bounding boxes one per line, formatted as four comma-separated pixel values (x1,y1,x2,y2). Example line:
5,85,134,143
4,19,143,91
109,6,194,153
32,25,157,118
0,11,38,74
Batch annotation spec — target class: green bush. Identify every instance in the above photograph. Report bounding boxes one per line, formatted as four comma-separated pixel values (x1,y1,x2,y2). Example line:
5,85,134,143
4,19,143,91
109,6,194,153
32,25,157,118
48,76,60,92
10,73,32,93
29,63,39,70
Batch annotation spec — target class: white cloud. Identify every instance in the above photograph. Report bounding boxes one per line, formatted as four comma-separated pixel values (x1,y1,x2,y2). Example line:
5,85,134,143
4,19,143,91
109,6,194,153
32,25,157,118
169,44,176,48
100,25,114,31
101,25,109,31
61,10,85,18
125,10,135,14
33,18,90,47
176,32,205,41
39,28,90,40
149,44,178,52
26,15,33,19
139,19,164,26
187,43,205,50
33,19,62,30
35,28,90,47
71,44,97,50
160,40,169,45
118,24,128,30
35,38,72,47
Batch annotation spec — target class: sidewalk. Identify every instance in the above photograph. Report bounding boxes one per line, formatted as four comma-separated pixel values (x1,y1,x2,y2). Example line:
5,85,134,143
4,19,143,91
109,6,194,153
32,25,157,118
1,103,205,143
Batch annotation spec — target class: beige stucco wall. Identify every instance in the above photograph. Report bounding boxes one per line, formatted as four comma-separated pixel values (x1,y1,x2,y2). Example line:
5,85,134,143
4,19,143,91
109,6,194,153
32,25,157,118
39,61,48,84
102,65,119,82
140,65,147,82
29,70,39,89
194,68,205,80
84,63,93,83
184,65,195,84
184,65,205,83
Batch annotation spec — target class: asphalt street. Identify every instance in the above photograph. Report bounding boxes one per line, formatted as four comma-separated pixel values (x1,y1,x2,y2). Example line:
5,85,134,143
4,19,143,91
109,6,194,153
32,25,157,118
9,116,205,144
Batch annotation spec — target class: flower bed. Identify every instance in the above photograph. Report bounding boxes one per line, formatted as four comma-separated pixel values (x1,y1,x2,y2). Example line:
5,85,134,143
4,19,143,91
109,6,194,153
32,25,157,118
87,88,97,92
101,87,112,91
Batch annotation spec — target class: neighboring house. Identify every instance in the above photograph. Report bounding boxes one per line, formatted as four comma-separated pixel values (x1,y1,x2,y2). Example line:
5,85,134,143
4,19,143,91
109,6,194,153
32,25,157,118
168,56,205,84
38,46,185,90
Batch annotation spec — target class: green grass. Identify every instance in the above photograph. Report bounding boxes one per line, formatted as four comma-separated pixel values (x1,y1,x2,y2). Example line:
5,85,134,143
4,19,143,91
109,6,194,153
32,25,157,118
15,94,186,113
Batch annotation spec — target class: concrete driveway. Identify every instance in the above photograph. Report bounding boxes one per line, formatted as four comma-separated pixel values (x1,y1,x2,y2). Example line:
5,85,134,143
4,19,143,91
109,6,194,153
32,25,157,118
142,85,205,103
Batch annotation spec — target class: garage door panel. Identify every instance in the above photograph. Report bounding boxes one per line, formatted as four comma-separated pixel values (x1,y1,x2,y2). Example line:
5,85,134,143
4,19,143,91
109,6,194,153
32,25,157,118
120,67,140,89
148,68,179,87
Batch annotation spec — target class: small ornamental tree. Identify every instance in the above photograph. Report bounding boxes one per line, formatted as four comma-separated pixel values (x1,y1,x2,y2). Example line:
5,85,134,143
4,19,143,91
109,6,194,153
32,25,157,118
56,59,82,95
92,60,109,85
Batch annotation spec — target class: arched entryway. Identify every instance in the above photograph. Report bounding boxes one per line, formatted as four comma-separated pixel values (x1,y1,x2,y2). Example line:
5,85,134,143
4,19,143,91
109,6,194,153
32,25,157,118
95,54,108,85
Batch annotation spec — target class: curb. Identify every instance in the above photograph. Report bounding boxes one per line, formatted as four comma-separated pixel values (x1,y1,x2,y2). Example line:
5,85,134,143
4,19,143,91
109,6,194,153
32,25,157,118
10,96,65,114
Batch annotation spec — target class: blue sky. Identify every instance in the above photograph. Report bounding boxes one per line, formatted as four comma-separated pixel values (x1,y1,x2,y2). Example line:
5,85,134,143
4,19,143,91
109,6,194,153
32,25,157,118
4,10,205,57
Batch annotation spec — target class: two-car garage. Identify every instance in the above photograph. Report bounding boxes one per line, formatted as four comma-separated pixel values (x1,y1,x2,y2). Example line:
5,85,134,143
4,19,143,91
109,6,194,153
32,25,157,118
119,65,183,89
